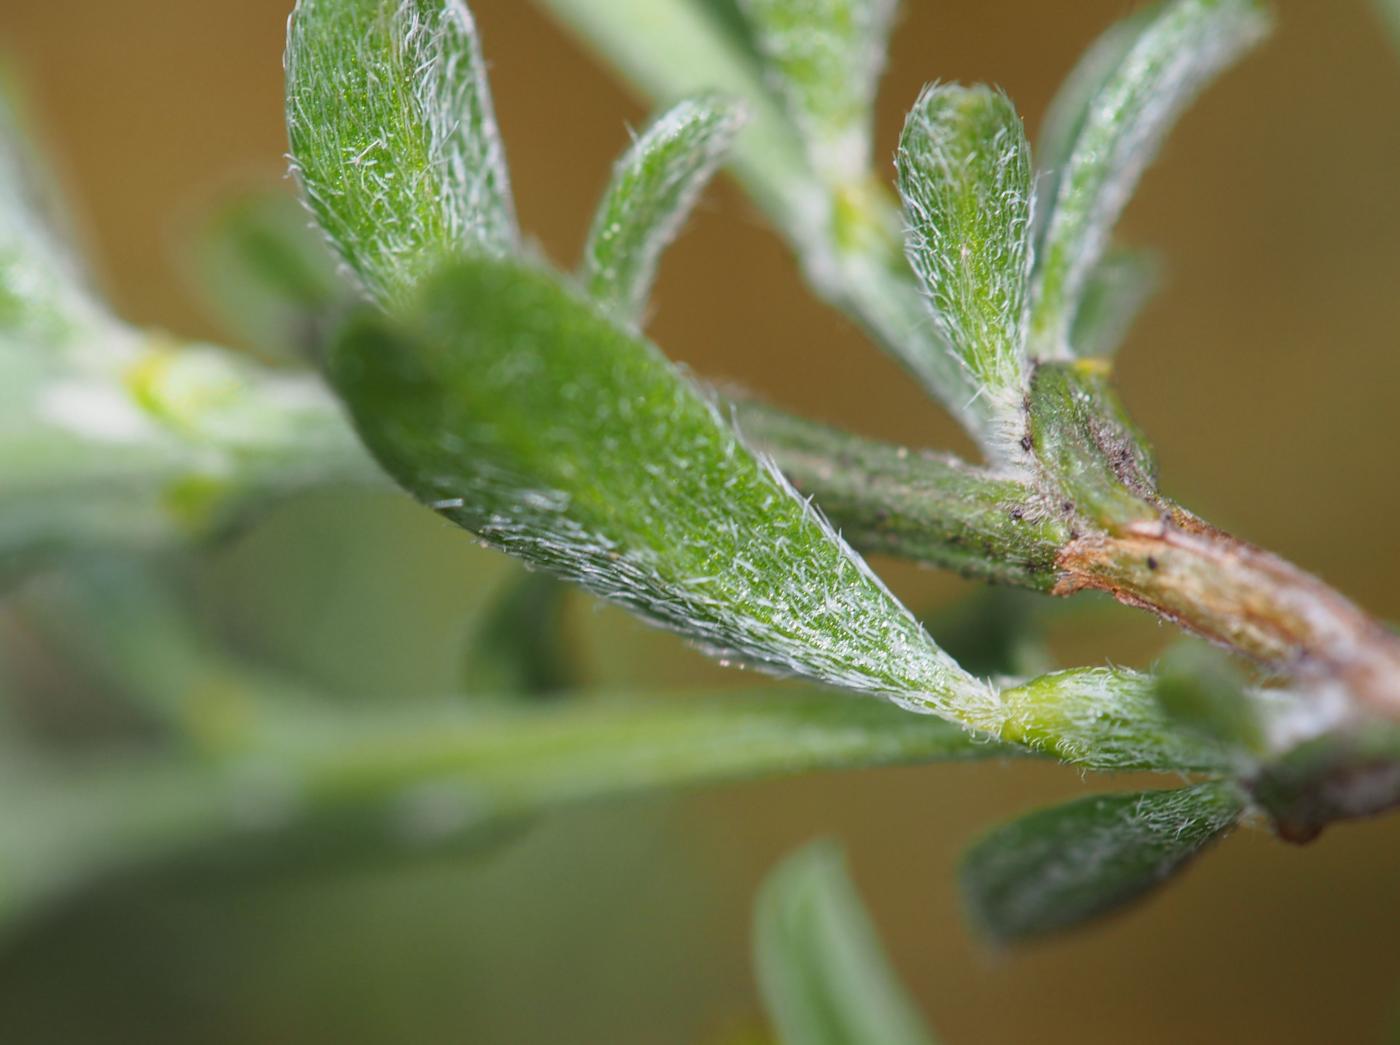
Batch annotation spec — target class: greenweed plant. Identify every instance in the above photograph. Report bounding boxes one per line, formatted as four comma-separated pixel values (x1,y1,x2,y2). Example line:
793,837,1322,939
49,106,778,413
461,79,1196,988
2,0,1400,1012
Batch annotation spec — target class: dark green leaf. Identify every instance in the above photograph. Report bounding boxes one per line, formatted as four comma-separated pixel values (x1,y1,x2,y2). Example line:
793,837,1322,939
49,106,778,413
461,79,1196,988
327,254,987,715
960,781,1244,942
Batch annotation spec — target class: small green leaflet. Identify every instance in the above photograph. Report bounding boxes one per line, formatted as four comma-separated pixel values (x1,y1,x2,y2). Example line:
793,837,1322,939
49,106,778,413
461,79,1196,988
960,781,1244,943
739,0,898,183
755,841,937,1045
581,94,744,325
285,0,516,304
327,253,994,718
1029,0,1271,357
896,85,1034,415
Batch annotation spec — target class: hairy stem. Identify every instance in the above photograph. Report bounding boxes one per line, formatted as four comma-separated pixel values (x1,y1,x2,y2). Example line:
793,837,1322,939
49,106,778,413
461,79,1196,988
1056,512,1400,719
740,397,1400,721
732,399,1066,589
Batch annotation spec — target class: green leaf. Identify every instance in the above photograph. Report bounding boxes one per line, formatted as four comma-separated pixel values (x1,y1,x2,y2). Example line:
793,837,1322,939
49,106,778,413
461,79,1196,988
738,0,898,183
0,688,1010,932
193,190,345,361
960,781,1244,943
581,94,744,325
1033,7,1151,237
1068,246,1159,359
0,69,97,342
896,85,1034,409
1152,642,1264,754
327,253,994,721
463,568,577,698
1029,0,1270,356
534,0,1005,451
999,666,1244,772
534,0,816,238
285,0,516,304
755,841,937,1045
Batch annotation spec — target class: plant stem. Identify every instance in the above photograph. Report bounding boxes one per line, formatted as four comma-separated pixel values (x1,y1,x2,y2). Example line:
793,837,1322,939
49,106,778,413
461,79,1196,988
1056,512,1400,719
732,399,1067,589
740,397,1400,721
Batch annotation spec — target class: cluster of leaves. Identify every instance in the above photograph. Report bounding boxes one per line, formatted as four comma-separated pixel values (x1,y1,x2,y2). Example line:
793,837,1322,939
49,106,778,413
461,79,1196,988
0,0,1398,995
282,0,1289,942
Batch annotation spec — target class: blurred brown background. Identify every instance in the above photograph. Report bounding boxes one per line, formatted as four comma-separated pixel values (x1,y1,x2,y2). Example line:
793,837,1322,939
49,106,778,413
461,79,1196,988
1,1,1399,1042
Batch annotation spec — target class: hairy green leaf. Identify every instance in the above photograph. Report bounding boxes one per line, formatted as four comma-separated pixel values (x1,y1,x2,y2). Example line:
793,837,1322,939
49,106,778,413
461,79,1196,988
1029,0,1270,356
738,0,898,183
582,94,744,324
1033,8,1151,238
327,254,996,721
535,0,1003,450
755,841,937,1045
960,781,1244,942
1069,247,1159,359
897,85,1034,410
1000,666,1244,772
285,0,516,304
534,0,815,237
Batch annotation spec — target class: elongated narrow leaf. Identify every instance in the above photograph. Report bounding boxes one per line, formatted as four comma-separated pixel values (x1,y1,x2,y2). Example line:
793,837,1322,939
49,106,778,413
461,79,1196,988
582,94,744,324
1033,7,1152,239
1029,0,1270,356
1068,246,1159,359
897,85,1033,404
755,841,937,1045
960,781,1244,942
285,0,516,303
739,0,898,182
0,684,1014,933
328,254,994,720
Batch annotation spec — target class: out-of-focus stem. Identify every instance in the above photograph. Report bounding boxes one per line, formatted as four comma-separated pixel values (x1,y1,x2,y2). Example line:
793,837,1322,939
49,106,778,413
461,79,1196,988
1056,511,1400,720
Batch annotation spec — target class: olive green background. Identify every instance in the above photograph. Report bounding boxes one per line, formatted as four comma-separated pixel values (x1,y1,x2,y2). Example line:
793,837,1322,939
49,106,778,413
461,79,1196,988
1,1,1398,1042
